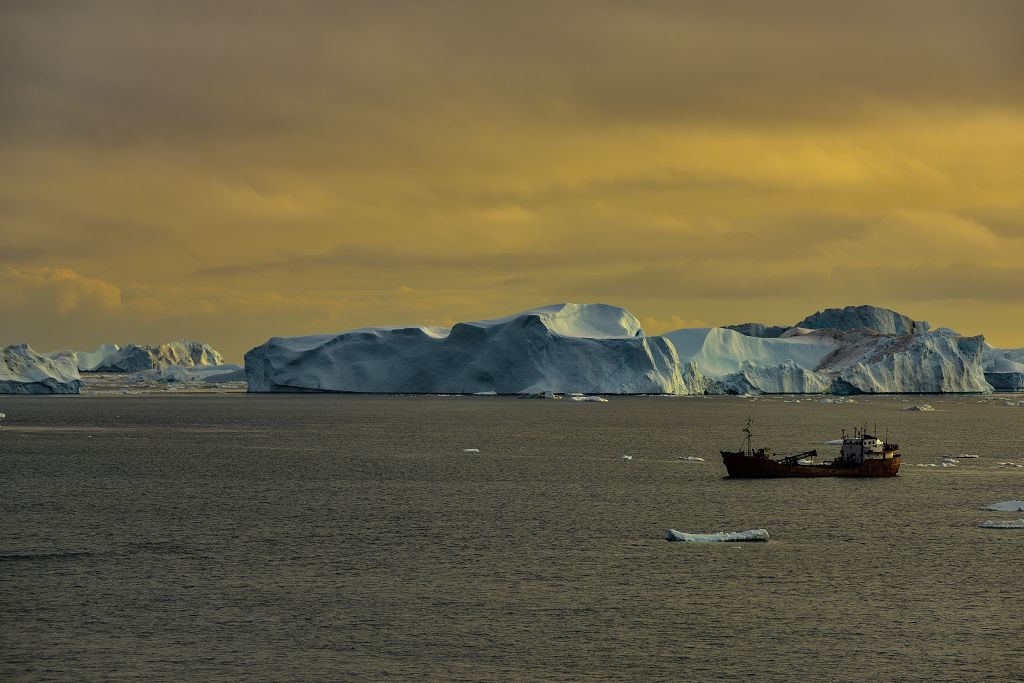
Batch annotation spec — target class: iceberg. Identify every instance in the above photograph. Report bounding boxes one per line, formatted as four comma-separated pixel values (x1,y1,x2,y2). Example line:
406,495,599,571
244,301,1015,395
128,363,244,383
981,500,1024,512
982,345,1024,391
75,343,120,371
245,303,687,394
1,344,81,394
92,340,224,372
665,528,769,542
795,305,930,335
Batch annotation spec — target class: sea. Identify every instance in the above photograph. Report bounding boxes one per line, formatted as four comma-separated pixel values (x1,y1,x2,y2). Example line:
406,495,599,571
2,393,1022,682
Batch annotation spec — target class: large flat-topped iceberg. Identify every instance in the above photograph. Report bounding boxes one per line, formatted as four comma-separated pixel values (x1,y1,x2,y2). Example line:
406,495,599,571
1,344,81,394
246,303,685,394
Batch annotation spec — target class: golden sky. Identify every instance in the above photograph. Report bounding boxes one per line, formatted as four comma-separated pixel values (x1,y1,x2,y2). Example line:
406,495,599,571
2,1,1023,360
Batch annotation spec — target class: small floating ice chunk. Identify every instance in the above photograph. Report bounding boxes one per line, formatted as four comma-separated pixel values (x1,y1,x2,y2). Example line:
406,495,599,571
982,500,1024,512
678,456,705,462
666,528,769,543
472,391,497,396
978,519,1024,529
463,448,480,453
903,404,934,412
621,454,633,460
569,395,608,402
957,454,979,459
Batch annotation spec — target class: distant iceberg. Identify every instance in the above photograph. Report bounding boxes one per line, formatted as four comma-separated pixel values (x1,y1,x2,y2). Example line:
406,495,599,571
44,340,225,373
666,528,769,542
1,344,81,394
128,363,244,383
92,340,224,372
75,343,120,371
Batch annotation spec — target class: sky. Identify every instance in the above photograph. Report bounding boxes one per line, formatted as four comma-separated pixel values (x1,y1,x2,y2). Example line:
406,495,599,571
2,1,1023,361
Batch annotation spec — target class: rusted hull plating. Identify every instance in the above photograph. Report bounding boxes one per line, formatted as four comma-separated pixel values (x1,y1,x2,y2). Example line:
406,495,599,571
721,451,901,478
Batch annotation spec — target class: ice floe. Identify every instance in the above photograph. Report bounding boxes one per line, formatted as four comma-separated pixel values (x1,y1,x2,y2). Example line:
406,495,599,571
978,519,1024,529
568,395,609,402
903,404,935,412
981,500,1024,512
666,528,769,542
462,448,480,453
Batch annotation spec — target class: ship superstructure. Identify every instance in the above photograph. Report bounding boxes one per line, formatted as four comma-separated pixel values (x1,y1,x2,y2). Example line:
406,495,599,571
721,420,901,478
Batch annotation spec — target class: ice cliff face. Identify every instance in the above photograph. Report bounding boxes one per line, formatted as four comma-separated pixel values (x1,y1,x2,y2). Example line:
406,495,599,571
796,305,930,335
1,344,81,394
75,344,120,371
244,302,1010,395
245,303,686,394
722,323,788,339
92,340,224,372
982,345,1024,391
663,326,991,394
811,329,989,394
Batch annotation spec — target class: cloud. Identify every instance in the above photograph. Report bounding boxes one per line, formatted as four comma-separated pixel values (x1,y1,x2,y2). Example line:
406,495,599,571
3,266,122,314
1,2,1023,354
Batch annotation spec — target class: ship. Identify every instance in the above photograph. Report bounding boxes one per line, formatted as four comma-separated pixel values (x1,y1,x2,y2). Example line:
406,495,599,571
721,420,900,478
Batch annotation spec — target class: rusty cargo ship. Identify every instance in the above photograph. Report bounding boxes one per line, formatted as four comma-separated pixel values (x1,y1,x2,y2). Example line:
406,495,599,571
721,421,900,478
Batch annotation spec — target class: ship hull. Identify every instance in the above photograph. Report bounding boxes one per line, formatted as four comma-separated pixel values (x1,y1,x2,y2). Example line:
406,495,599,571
721,451,901,478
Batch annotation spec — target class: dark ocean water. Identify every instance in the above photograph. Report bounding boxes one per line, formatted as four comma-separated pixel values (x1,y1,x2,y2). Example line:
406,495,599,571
2,394,1022,682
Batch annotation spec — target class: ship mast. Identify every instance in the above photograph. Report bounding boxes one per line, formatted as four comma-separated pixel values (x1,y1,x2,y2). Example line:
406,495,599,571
743,417,753,456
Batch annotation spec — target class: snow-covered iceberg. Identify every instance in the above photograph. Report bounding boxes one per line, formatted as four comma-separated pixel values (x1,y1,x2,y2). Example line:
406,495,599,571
245,303,687,394
92,340,224,372
665,528,769,542
1,344,81,394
